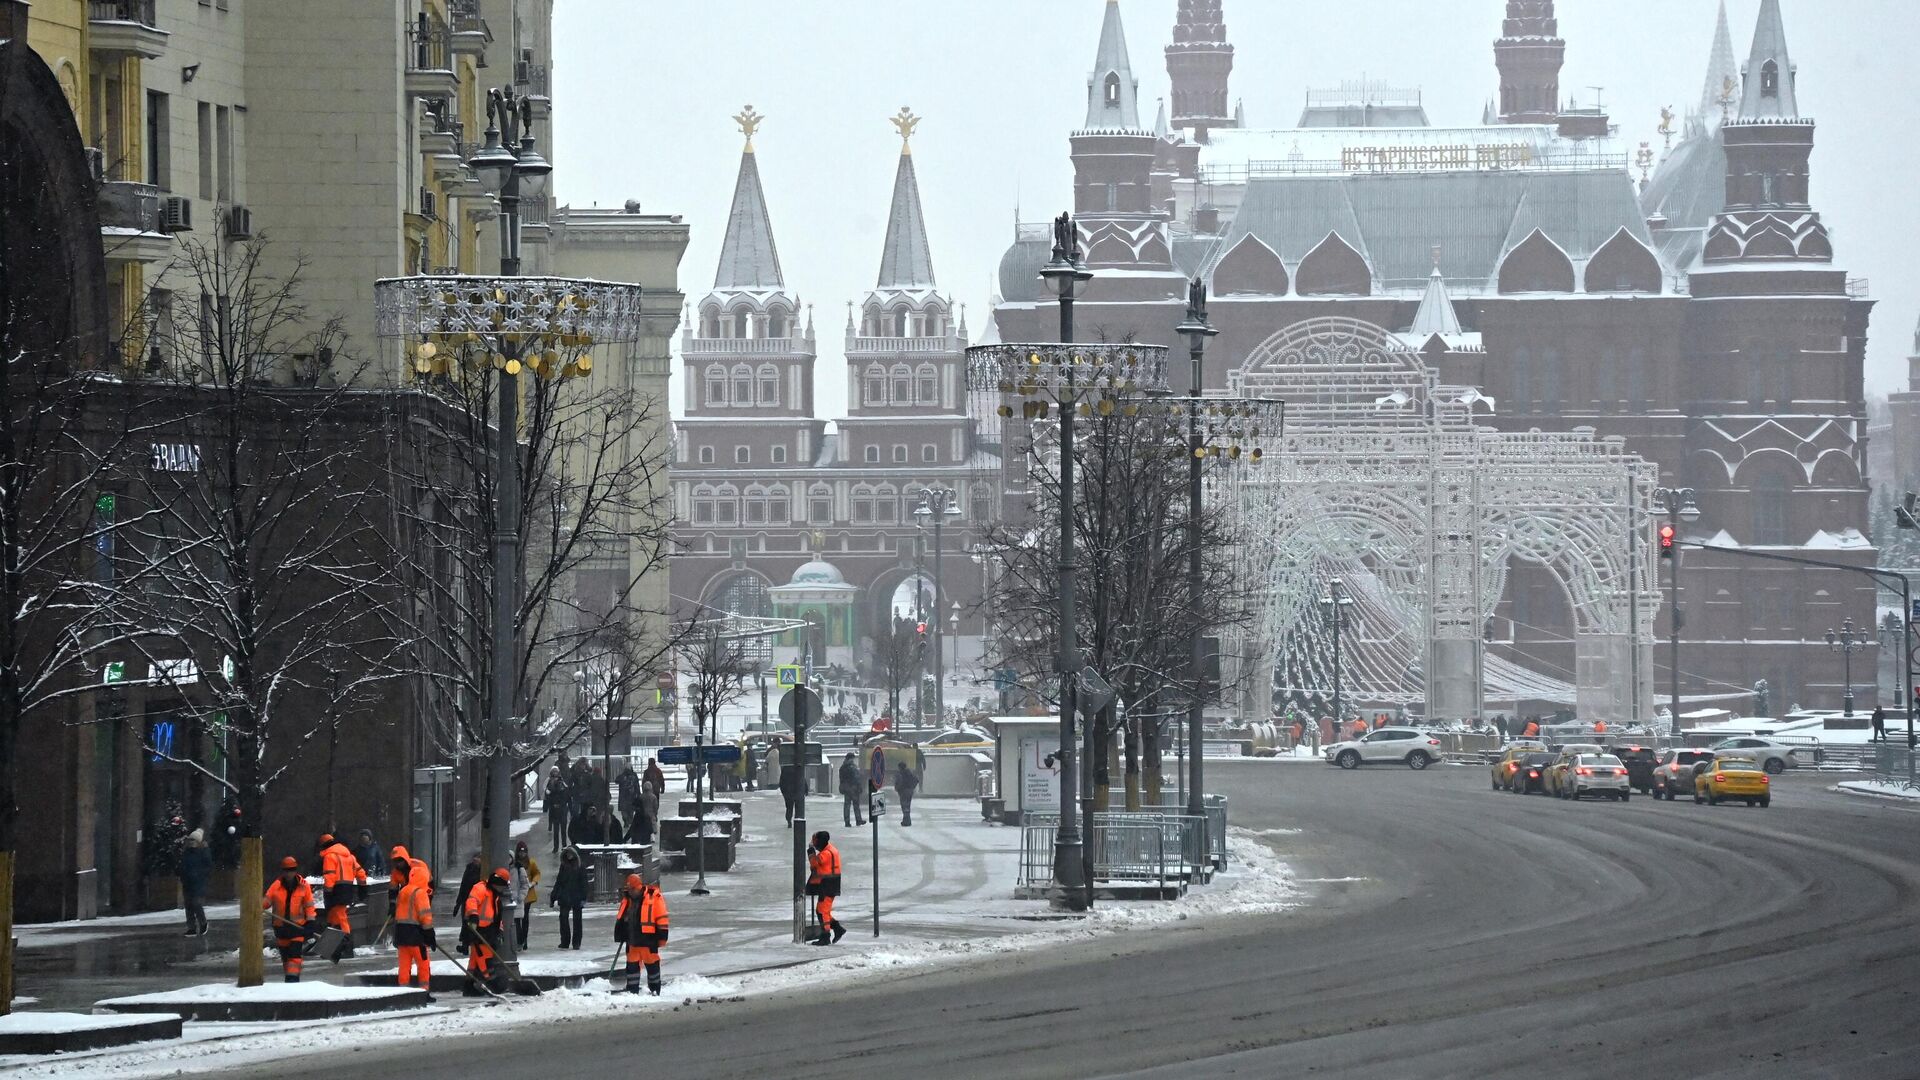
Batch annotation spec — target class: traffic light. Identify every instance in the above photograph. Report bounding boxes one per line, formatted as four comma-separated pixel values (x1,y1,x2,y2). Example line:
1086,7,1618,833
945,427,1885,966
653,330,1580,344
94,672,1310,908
1658,523,1675,559
915,621,928,640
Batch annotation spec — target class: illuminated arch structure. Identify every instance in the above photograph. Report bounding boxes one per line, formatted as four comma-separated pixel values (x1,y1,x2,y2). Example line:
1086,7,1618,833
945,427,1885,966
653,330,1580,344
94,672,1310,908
1225,317,1659,721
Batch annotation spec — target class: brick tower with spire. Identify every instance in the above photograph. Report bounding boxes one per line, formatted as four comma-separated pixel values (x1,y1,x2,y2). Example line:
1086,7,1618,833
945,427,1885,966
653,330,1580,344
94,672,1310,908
1494,0,1564,125
1165,0,1234,143
1071,0,1173,274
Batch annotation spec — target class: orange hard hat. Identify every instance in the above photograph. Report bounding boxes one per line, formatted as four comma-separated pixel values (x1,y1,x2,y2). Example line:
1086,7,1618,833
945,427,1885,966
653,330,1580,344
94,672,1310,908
491,867,510,882
316,833,334,847
281,856,300,870
625,873,644,892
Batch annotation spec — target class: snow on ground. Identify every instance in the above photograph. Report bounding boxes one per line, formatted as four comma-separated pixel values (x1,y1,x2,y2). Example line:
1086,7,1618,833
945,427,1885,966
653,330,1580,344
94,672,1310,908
18,904,239,934
8,832,1294,1079
1834,779,1920,801
0,1013,174,1035
98,982,421,1006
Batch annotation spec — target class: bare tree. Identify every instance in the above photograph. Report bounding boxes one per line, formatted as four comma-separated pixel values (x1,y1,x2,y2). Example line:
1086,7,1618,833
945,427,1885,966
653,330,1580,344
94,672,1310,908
873,616,924,727
105,236,402,987
681,615,753,749
976,405,1252,810
383,330,677,864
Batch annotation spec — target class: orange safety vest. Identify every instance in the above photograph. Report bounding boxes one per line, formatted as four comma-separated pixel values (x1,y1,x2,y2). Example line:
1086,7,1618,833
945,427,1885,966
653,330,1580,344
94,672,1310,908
396,871,434,928
1523,722,1540,737
264,877,316,930
465,880,500,928
808,843,843,897
320,842,366,891
618,885,670,944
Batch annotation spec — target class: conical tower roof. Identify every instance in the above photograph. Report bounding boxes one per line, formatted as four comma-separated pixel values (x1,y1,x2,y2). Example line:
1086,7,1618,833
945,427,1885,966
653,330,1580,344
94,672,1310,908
1410,260,1462,337
1697,0,1739,123
1084,0,1142,130
1737,0,1799,120
713,106,785,291
876,109,934,289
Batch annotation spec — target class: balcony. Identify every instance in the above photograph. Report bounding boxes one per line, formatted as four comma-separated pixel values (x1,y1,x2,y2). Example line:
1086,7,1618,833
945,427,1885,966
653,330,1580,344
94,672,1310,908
845,330,964,355
88,0,168,59
96,180,173,264
448,0,490,57
404,18,458,99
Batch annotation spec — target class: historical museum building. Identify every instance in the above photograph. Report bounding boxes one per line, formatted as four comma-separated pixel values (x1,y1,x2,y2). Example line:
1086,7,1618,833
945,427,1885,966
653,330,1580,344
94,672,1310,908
991,0,1875,719
669,110,998,672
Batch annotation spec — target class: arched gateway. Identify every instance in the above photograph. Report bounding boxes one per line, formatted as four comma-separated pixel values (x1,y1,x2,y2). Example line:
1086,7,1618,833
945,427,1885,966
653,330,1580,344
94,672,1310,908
1225,317,1659,722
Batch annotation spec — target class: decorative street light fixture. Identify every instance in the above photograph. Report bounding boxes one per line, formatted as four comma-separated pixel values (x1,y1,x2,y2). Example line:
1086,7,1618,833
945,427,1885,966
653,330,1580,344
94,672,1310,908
1318,578,1355,729
1652,486,1702,735
1172,277,1282,823
914,486,963,727
375,86,642,983
966,212,1169,910
1826,617,1867,717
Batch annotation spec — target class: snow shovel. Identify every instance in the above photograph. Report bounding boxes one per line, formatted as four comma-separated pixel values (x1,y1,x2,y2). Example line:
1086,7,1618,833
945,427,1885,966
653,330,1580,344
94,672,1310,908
431,941,511,1004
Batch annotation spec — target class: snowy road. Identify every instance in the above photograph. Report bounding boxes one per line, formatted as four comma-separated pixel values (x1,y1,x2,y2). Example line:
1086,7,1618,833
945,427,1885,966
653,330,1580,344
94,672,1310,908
201,764,1920,1079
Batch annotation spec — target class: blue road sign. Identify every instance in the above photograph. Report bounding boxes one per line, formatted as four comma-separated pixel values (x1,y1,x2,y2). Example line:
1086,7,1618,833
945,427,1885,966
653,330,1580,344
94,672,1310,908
657,744,742,766
657,745,693,765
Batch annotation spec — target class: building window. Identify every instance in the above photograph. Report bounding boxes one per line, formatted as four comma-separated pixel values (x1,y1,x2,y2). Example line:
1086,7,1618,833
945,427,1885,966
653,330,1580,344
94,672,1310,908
892,445,908,463
706,372,726,405
892,371,911,402
917,368,937,403
768,312,786,338
921,444,937,463
692,500,713,524
864,444,879,463
1104,73,1120,107
735,446,751,464
215,105,232,202
145,91,169,190
865,374,886,404
853,500,873,523
970,486,992,522
1752,474,1792,545
716,500,737,525
877,499,898,524
732,372,752,404
702,307,720,337
732,310,750,338
1106,182,1117,211
744,498,766,525
698,446,715,464
197,101,213,200
758,369,778,405
1761,60,1779,98
771,445,787,464
810,497,831,522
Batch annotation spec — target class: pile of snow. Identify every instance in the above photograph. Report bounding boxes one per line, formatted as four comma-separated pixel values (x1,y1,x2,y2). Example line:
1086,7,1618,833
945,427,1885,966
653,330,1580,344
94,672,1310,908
1836,779,1920,801
0,1012,175,1035
101,982,419,1006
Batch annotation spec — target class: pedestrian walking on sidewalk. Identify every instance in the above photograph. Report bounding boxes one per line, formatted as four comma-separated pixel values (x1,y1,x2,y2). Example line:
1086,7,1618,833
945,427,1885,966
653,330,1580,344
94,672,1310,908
893,760,919,827
779,749,802,826
354,828,387,879
392,858,435,999
613,865,670,994
545,767,572,854
264,856,317,982
179,829,211,936
839,753,866,826
643,757,666,796
1872,705,1886,743
637,779,659,844
510,840,541,950
806,830,845,945
550,846,587,949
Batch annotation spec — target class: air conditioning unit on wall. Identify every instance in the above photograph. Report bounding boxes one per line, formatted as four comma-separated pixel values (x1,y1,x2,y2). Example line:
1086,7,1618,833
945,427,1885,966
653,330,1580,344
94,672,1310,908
225,205,253,241
162,195,194,233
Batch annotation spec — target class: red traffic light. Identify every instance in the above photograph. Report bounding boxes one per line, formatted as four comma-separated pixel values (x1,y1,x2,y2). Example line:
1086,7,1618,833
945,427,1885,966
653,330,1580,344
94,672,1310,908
915,622,927,635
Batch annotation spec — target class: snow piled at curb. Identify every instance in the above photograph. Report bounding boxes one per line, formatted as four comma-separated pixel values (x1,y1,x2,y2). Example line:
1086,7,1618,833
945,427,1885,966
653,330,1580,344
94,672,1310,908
1834,779,1920,801
5,831,1294,1078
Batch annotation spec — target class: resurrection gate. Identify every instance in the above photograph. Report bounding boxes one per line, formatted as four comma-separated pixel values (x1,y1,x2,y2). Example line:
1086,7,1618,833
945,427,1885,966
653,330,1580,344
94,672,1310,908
1224,317,1659,722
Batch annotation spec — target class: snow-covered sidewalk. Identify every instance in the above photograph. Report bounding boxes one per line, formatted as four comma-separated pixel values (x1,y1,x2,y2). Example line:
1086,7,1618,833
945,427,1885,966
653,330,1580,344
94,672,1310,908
1834,779,1920,801
0,795,1295,1077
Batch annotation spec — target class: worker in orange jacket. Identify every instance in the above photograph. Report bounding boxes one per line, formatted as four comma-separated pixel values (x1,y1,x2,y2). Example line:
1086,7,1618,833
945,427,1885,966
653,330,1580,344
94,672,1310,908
316,832,367,953
1522,719,1541,738
392,858,436,998
463,866,508,995
806,830,845,945
612,867,670,995
263,856,317,982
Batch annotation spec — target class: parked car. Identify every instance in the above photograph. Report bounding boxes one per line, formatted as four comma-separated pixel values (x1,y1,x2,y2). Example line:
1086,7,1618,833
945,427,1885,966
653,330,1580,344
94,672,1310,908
1560,754,1632,801
1694,756,1772,806
1651,748,1716,800
1509,752,1557,795
1542,744,1603,796
1607,745,1659,793
1708,737,1811,774
1325,727,1448,770
1490,745,1542,790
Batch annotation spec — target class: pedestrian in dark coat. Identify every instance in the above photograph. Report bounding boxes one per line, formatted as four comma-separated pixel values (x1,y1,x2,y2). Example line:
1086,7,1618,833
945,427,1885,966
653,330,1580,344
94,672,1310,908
638,781,660,845
617,765,642,819
779,754,802,826
1872,705,1886,743
452,853,483,954
643,758,666,795
178,829,212,936
893,761,920,827
545,767,571,855
570,806,607,847
838,753,865,826
549,847,589,949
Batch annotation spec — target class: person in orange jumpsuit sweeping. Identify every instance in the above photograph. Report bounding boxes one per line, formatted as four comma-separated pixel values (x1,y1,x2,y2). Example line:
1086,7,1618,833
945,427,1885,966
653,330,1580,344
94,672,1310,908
807,829,845,945
463,866,508,995
612,864,670,995
392,857,436,999
316,832,367,958
263,856,317,982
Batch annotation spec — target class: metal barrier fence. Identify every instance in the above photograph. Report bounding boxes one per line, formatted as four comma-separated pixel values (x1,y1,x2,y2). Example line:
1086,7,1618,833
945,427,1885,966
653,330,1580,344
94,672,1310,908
1019,807,1217,888
1017,823,1056,888
1872,746,1920,791
1089,819,1167,883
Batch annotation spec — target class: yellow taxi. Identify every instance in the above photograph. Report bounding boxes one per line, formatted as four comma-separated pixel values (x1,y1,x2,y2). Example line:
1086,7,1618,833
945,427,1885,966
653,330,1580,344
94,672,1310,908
1693,756,1772,807
1490,743,1547,791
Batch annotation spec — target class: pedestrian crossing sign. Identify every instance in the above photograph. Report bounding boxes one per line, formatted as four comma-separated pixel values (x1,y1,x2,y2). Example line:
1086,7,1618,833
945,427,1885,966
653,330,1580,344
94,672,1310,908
776,663,802,689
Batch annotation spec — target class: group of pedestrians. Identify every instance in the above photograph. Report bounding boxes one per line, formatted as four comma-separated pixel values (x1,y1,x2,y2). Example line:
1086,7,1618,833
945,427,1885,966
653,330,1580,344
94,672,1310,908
549,756,668,851
837,751,920,827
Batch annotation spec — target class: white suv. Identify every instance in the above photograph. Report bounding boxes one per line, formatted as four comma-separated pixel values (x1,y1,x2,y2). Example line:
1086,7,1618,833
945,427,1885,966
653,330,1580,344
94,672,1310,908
1325,727,1447,770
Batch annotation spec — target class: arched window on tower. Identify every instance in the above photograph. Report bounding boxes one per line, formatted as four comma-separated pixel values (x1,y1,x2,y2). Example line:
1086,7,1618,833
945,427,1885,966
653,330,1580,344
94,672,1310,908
1761,60,1779,98
731,364,752,406
1104,73,1120,109
757,364,779,405
865,364,886,406
916,364,937,404
732,309,751,339
891,364,911,404
893,308,909,337
768,310,787,338
701,306,720,338
704,365,727,406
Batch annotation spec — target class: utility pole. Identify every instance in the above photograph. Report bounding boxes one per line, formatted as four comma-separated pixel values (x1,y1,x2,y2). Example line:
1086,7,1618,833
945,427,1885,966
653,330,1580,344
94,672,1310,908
1653,486,1700,737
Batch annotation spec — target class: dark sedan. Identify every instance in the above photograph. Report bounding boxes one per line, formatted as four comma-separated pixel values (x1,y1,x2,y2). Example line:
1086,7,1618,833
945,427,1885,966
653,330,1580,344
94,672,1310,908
1509,752,1557,795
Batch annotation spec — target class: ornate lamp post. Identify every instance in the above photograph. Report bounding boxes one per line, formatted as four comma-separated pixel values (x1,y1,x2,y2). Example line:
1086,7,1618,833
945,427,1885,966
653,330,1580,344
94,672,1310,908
967,212,1168,909
914,486,962,727
1318,579,1355,730
1652,486,1702,736
374,88,642,980
1172,278,1281,820
1826,618,1866,717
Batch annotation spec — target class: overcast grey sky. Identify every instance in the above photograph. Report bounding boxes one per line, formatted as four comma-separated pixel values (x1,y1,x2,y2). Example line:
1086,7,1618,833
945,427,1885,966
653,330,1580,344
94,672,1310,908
552,0,1920,418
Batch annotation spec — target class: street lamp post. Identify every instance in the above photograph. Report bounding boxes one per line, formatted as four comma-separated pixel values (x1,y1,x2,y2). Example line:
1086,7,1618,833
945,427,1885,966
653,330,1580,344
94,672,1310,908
1175,280,1218,821
966,214,1169,909
1319,579,1355,730
1653,486,1702,736
375,86,648,987
1825,618,1866,717
915,486,962,728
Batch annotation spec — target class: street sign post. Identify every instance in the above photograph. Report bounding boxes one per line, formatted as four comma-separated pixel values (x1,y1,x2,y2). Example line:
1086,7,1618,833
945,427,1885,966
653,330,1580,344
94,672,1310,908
778,686,821,728
776,664,801,689
657,744,741,766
